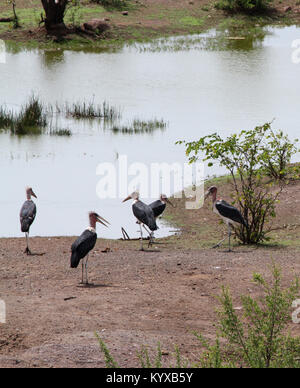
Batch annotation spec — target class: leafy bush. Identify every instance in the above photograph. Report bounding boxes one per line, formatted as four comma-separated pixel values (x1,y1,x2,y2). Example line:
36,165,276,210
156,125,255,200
209,264,300,368
97,265,300,368
90,0,132,10
215,0,273,12
177,123,299,244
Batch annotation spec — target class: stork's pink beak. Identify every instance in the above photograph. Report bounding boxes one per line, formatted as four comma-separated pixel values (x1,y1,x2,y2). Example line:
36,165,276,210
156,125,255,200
96,215,109,227
204,190,211,200
122,195,131,203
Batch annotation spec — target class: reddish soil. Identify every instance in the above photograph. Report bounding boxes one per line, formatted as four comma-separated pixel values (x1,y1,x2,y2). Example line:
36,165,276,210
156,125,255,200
0,234,299,367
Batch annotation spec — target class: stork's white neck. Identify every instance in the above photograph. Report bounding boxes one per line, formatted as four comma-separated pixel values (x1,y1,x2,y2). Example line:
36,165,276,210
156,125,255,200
133,199,139,204
87,226,96,233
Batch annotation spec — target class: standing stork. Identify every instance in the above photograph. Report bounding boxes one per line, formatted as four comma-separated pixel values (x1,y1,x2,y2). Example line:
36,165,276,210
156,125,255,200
205,186,247,251
123,192,158,250
149,194,174,219
70,212,109,286
20,187,37,255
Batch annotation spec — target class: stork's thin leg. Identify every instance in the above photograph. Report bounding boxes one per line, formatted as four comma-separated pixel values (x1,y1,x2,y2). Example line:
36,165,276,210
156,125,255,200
148,231,154,247
85,255,89,285
81,260,84,284
228,226,232,252
143,224,151,237
24,233,32,255
212,236,227,249
139,224,144,251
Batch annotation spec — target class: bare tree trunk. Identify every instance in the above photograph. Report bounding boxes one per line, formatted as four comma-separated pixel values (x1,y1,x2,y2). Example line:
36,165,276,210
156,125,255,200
41,0,69,37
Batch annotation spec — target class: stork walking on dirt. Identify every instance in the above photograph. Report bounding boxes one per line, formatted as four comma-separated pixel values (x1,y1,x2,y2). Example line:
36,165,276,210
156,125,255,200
70,212,109,286
20,187,37,255
205,186,247,251
123,192,158,250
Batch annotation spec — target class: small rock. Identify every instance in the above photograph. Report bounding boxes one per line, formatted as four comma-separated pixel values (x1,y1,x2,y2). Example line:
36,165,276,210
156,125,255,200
122,11,129,16
83,19,110,33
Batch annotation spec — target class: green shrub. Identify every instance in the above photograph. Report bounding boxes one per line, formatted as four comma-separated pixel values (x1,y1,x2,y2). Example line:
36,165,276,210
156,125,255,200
90,0,132,10
97,265,300,368
215,0,273,12
177,123,299,244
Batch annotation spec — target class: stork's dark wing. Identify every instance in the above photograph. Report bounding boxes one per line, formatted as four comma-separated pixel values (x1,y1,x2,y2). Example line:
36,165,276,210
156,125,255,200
70,230,97,268
216,200,247,226
149,200,166,218
133,201,158,231
20,200,37,233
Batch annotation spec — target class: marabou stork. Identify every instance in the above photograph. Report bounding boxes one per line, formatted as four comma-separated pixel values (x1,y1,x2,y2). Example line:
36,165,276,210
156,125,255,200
70,212,109,285
205,186,247,251
144,194,175,237
149,194,174,219
20,187,37,255
123,192,158,250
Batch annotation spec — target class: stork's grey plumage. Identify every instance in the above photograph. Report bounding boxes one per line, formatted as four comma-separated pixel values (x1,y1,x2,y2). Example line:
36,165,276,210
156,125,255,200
205,186,247,251
133,201,158,232
71,229,97,269
215,200,247,227
149,200,166,219
70,212,109,285
20,200,37,233
20,187,37,255
123,192,158,250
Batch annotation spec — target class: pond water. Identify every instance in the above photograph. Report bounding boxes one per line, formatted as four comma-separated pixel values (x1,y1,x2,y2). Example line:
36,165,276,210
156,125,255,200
0,25,299,239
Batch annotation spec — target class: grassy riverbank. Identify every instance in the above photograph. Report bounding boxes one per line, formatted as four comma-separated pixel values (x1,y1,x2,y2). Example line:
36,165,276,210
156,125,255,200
0,0,299,50
163,172,300,251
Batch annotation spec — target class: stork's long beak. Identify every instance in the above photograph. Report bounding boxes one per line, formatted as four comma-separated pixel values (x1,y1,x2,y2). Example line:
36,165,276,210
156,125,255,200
204,190,210,200
122,195,131,203
31,190,37,199
97,215,110,227
166,198,175,207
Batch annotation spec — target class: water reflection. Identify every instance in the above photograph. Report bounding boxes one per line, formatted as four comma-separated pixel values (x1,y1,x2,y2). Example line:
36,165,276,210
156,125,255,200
41,49,65,68
0,25,299,238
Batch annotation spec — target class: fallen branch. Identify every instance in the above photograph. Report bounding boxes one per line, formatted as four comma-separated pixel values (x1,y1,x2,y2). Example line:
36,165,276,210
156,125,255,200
121,227,130,240
0,18,14,22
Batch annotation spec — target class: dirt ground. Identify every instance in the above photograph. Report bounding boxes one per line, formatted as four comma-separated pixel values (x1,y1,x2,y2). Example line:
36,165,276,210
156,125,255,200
1,179,300,368
1,0,300,370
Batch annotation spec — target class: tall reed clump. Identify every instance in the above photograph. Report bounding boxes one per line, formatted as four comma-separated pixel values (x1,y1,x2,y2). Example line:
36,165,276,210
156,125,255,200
0,96,47,135
0,97,72,136
12,96,47,135
0,106,14,129
65,101,121,122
